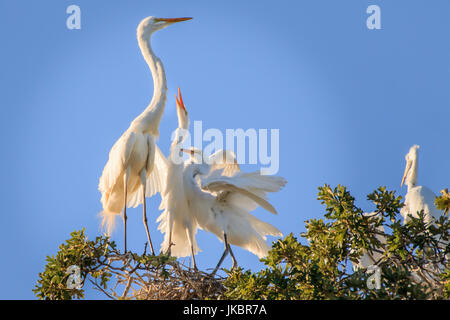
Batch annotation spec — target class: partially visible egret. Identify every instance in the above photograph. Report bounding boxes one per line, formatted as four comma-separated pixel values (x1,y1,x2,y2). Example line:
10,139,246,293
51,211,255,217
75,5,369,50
400,145,441,224
157,88,200,268
353,212,386,271
98,16,192,253
181,147,286,274
400,145,448,278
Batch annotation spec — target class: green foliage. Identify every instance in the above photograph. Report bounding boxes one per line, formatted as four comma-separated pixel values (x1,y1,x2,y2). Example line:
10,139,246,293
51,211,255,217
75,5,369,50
222,185,449,300
33,229,115,300
33,229,223,300
33,229,182,300
436,189,450,216
34,185,449,300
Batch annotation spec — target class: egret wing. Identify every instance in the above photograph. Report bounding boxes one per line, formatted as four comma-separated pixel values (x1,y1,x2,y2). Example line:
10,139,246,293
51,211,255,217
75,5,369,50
200,170,286,214
98,130,136,205
212,182,278,214
208,149,240,177
201,169,286,194
127,143,168,208
146,144,168,197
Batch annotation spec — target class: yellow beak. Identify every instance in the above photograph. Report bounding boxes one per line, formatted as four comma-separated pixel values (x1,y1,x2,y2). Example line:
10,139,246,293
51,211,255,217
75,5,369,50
401,160,412,187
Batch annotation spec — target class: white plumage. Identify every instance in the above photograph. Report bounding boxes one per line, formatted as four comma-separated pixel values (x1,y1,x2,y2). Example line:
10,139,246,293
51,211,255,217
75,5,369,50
157,89,201,263
354,146,446,283
400,144,448,281
156,92,285,272
182,148,285,273
98,16,192,253
400,145,441,224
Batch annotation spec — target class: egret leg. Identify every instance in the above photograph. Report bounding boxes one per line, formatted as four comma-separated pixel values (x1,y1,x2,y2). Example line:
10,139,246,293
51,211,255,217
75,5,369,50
142,184,155,256
211,233,230,276
186,226,197,271
228,244,238,269
191,243,198,271
123,172,129,253
165,213,174,256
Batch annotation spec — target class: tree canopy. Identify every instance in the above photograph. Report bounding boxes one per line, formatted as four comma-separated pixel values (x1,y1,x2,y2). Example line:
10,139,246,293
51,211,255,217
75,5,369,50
34,185,449,300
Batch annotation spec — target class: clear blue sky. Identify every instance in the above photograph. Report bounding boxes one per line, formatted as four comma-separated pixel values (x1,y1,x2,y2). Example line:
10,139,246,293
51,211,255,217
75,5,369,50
1,0,449,299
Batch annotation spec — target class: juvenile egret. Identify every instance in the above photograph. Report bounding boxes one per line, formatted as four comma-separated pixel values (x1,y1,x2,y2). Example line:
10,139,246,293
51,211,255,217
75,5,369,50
157,89,200,268
400,145,441,224
181,147,286,274
98,16,192,253
157,92,240,269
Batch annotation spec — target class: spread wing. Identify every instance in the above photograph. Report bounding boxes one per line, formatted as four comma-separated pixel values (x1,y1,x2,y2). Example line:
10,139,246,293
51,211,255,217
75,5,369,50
200,169,286,214
208,149,240,177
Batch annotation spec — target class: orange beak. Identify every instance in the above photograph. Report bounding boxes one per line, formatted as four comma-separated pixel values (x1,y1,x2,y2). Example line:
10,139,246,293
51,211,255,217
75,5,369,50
154,17,193,23
175,87,186,112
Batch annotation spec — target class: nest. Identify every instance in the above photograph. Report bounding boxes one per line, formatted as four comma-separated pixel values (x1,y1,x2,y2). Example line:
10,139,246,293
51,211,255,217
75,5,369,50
133,263,225,300
89,251,225,300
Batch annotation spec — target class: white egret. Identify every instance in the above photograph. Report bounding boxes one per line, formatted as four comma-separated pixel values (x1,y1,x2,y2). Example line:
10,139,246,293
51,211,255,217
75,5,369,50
157,88,200,268
98,16,192,253
400,144,448,280
181,147,286,274
400,145,441,224
156,92,239,269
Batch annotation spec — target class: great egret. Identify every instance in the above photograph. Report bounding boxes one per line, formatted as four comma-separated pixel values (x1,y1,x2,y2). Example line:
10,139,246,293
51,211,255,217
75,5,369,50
157,88,200,268
156,92,240,269
98,16,192,253
400,145,448,278
400,145,441,224
181,147,286,274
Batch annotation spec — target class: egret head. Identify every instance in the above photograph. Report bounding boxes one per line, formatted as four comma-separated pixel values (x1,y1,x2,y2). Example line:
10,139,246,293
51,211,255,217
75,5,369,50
138,16,192,35
181,147,203,163
401,144,420,188
175,87,189,130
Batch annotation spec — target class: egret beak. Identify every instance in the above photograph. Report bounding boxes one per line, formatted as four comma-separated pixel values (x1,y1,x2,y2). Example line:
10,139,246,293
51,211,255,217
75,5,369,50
180,148,189,154
401,160,412,187
154,17,193,24
175,87,187,112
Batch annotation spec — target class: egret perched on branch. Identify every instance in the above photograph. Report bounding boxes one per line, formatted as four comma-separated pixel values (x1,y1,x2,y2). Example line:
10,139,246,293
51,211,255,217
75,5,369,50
400,145,441,225
157,88,200,268
400,145,448,282
181,147,286,274
98,16,192,253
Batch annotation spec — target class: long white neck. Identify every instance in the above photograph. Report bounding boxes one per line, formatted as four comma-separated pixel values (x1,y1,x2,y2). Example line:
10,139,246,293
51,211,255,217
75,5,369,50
130,28,167,136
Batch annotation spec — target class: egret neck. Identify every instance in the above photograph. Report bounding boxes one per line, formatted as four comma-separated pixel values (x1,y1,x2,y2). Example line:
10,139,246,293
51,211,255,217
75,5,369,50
130,27,167,136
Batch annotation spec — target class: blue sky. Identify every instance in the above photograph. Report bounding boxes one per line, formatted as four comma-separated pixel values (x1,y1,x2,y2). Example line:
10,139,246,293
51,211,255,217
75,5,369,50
1,0,449,299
